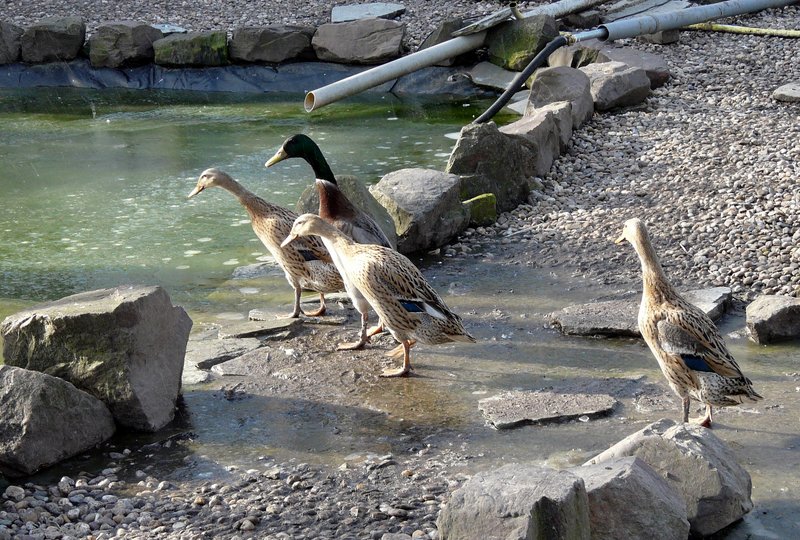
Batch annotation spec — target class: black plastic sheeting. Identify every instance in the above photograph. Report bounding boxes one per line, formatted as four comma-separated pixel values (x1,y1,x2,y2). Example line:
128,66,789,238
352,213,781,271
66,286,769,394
0,59,497,99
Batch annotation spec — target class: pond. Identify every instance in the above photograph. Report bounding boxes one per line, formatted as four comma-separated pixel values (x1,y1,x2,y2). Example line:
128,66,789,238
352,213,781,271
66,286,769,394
1,88,798,538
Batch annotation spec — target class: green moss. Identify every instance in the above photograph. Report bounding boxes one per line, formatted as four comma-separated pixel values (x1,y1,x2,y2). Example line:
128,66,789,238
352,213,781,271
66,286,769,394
463,193,497,227
154,31,229,66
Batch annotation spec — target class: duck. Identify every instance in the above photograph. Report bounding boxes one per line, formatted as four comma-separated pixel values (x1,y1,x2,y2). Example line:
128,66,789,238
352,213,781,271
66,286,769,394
282,214,475,377
188,168,344,319
616,218,762,427
266,133,393,349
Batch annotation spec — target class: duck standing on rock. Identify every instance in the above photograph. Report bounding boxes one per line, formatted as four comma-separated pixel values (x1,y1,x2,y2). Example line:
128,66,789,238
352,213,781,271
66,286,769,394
616,218,762,427
266,134,393,349
188,168,343,318
282,214,475,377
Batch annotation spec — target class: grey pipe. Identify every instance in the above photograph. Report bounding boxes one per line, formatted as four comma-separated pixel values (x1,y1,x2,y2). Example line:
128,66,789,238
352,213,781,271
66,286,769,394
304,0,610,112
596,0,796,41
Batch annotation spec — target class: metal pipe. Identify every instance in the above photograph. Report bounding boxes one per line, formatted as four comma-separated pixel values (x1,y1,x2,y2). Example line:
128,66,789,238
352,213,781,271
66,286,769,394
304,0,611,112
597,0,796,41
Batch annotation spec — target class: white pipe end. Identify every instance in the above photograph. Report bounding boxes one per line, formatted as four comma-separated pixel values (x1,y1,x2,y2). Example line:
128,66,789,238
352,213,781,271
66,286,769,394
304,92,316,112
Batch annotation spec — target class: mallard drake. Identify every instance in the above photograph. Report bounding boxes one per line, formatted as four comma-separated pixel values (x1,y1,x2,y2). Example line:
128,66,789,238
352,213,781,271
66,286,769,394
188,168,343,319
617,218,762,427
266,133,393,349
282,214,475,377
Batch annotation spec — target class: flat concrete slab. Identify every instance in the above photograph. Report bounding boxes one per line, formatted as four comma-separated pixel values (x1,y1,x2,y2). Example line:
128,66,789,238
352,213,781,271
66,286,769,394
211,348,273,377
468,61,517,91
479,389,618,429
331,3,405,23
217,318,301,339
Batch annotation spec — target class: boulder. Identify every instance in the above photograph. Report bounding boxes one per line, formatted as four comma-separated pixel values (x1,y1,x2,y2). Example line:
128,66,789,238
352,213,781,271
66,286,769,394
773,82,800,102
229,25,315,63
581,61,651,111
437,464,590,540
391,66,495,99
417,17,471,66
0,365,115,477
1,285,193,432
331,3,406,23
551,287,731,337
88,21,164,68
478,389,617,429
446,121,539,212
0,22,23,64
462,193,497,227
20,17,86,63
573,457,690,540
370,168,468,254
153,31,228,66
526,66,594,129
746,294,800,344
501,102,571,174
486,15,559,71
585,419,754,536
467,61,517,91
638,29,680,45
297,175,397,248
596,45,671,88
312,19,404,64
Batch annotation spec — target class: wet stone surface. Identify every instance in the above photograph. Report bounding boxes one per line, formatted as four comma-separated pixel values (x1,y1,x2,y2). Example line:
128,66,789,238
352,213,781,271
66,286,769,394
478,389,618,429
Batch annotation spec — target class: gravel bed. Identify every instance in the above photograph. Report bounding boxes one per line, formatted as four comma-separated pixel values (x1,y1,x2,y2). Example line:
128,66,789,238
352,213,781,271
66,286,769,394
453,6,800,301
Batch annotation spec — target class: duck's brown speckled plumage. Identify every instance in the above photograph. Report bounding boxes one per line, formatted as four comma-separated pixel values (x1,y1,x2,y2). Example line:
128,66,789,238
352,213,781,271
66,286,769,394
618,218,762,427
189,169,343,318
283,214,474,377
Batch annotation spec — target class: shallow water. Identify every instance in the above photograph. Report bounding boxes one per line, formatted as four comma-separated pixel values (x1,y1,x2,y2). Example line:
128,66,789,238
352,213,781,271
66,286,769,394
1,90,798,537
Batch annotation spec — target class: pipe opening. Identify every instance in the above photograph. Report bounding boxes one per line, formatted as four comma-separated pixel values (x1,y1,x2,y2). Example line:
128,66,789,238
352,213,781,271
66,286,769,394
304,92,316,113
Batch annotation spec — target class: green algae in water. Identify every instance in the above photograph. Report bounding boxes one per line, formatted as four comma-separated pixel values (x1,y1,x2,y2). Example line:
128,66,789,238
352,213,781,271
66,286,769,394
0,88,507,312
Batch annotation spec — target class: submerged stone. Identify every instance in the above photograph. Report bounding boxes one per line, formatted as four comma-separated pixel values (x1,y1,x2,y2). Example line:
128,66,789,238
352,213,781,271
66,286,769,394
478,389,617,429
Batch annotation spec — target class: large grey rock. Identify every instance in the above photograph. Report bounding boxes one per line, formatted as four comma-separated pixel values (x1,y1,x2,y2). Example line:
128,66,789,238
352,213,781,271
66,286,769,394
573,456,690,540
1,285,192,432
746,294,800,344
391,65,494,99
0,22,23,64
595,44,671,88
88,21,164,68
297,175,397,248
21,17,86,63
501,101,572,175
586,419,754,536
581,61,651,111
773,82,800,102
154,31,229,66
478,389,617,429
551,287,730,337
370,168,467,254
526,66,594,129
0,365,115,477
486,15,559,71
331,3,406,23
312,19,404,65
229,25,314,63
468,61,517,91
446,121,539,212
437,464,590,540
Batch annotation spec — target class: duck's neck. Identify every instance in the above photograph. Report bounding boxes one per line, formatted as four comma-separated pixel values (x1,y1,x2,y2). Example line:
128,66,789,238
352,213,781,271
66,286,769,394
316,179,355,221
216,174,265,211
306,145,337,184
633,235,674,301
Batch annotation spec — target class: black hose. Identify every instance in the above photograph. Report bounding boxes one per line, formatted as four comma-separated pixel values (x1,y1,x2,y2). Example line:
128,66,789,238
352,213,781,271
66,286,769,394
472,35,568,124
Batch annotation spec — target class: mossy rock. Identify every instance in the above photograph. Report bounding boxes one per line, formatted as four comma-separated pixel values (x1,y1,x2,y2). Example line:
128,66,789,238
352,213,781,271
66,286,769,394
486,15,559,71
153,30,229,66
463,193,497,227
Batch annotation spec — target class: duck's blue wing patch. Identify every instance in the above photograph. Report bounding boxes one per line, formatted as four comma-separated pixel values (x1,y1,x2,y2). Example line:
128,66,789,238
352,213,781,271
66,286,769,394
400,300,425,313
681,354,714,373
